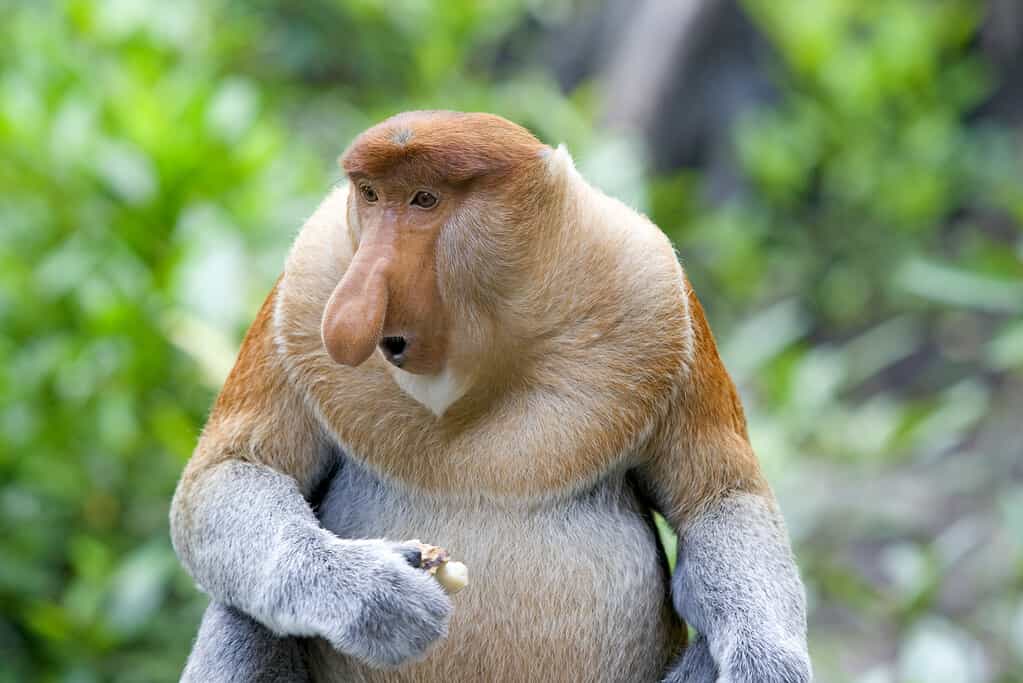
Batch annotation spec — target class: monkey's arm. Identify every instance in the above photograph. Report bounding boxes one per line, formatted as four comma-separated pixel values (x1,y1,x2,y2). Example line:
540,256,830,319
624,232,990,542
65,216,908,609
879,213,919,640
637,297,810,683
170,284,451,669
181,602,309,683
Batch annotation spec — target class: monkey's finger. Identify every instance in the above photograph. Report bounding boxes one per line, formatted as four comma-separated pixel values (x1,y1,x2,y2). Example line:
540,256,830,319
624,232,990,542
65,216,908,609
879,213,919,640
395,544,422,568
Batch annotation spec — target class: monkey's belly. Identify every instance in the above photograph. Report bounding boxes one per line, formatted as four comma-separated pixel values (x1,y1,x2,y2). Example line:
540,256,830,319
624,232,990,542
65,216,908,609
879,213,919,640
308,460,684,683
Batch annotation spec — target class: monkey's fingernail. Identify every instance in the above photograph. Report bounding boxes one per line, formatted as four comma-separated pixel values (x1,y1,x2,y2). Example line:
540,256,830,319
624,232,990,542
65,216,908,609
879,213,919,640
400,547,422,568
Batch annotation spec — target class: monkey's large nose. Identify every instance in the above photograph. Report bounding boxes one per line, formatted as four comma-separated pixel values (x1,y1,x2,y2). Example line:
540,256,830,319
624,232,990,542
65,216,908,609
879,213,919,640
379,336,408,368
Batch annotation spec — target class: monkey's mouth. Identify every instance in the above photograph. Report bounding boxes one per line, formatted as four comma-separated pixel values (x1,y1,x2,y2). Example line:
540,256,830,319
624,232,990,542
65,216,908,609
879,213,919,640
379,336,408,368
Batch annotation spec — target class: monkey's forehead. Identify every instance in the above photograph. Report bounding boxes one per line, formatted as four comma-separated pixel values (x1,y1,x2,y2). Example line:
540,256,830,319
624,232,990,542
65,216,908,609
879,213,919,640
341,110,548,184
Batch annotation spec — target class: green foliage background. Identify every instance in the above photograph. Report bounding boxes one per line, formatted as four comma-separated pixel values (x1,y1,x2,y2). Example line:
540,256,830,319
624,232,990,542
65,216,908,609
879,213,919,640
1,1,1021,681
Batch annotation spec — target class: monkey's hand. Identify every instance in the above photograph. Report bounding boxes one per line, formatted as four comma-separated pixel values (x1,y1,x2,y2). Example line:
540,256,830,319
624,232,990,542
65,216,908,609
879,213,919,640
269,532,453,668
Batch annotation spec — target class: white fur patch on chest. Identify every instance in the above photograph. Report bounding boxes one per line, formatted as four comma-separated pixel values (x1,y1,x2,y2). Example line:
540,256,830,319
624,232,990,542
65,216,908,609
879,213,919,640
385,362,470,417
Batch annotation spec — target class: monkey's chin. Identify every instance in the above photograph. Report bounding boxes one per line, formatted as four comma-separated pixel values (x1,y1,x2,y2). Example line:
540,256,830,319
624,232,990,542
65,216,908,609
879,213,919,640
384,362,470,417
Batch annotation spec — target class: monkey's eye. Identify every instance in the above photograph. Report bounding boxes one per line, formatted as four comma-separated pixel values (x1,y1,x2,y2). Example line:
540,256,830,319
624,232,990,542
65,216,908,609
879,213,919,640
359,184,378,203
411,190,438,209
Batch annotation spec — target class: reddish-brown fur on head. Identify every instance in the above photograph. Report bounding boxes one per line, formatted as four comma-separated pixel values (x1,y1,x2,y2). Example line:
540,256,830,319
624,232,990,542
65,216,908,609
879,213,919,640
321,111,549,376
341,111,547,184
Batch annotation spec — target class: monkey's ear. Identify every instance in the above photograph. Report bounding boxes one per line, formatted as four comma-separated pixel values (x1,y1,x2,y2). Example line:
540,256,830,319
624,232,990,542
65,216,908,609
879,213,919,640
543,144,576,182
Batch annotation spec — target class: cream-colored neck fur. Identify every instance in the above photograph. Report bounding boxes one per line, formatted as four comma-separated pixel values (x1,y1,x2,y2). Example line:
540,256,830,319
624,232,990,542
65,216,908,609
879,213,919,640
385,362,470,417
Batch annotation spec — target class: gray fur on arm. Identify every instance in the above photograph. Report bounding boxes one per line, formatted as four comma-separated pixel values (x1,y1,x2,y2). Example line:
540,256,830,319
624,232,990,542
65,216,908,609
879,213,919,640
170,459,452,668
181,601,309,683
170,460,326,636
668,493,811,683
661,636,716,683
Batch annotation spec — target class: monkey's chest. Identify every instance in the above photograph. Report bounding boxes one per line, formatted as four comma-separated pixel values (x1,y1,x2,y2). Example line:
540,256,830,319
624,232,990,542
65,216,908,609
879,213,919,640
308,458,683,683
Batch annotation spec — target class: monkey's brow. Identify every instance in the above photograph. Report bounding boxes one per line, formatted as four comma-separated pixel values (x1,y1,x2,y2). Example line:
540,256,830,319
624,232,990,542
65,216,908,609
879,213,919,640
346,166,445,186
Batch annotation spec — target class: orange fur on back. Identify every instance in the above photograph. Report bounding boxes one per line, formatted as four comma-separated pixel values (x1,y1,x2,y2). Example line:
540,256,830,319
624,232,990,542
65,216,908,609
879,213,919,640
181,278,327,497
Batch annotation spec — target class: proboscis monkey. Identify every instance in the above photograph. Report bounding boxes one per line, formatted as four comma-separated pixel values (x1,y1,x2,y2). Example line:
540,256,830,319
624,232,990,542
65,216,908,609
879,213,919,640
170,111,810,683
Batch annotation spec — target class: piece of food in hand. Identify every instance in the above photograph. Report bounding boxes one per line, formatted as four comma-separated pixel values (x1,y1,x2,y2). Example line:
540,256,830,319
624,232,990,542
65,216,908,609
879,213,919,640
435,560,468,594
414,541,469,594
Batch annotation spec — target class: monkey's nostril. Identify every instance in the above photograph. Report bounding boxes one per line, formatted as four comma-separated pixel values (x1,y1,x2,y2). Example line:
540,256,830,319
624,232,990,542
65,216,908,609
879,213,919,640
380,336,408,365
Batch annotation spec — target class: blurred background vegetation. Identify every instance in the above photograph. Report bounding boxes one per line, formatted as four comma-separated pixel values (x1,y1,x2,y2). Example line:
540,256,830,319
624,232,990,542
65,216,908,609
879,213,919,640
1,0,1021,681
